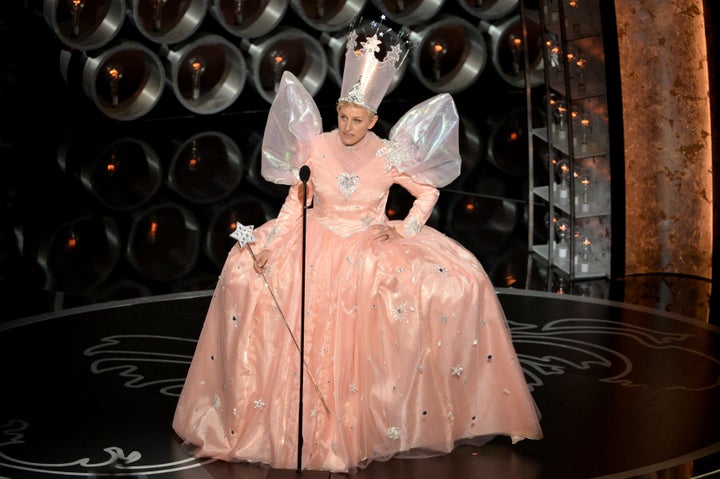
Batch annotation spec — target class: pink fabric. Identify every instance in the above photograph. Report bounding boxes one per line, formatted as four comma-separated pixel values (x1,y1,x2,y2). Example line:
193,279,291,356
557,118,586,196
172,111,542,474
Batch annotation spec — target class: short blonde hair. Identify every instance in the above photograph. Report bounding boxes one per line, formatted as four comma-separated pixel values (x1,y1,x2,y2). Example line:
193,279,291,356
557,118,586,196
336,100,377,120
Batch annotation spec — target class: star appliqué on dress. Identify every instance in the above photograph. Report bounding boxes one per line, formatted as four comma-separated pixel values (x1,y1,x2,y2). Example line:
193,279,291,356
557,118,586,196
337,172,359,199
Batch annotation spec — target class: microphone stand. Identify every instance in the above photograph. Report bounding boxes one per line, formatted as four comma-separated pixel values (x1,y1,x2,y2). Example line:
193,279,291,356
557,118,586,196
297,165,311,473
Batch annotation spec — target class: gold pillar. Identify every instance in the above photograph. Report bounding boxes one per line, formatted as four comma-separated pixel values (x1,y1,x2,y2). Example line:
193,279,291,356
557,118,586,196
615,0,713,320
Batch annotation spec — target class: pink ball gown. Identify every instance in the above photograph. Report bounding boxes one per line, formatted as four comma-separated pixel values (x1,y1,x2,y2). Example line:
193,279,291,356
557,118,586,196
172,72,543,473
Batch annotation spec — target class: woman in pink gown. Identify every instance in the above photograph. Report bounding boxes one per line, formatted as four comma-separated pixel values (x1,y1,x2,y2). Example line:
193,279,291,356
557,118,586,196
172,23,542,473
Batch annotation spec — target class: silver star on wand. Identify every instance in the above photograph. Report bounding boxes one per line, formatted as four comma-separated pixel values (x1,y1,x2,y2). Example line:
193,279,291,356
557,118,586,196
230,223,256,247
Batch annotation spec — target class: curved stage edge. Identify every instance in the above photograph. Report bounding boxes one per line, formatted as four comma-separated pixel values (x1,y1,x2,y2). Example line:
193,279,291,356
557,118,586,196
1,288,719,479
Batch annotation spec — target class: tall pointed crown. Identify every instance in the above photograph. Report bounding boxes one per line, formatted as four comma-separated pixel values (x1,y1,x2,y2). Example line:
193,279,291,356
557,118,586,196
338,19,410,114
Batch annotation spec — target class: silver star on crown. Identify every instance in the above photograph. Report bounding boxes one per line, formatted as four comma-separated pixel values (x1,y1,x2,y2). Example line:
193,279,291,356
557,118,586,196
361,35,382,54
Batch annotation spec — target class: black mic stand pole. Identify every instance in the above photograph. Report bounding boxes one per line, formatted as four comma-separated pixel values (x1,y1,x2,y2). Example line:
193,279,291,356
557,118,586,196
297,165,311,473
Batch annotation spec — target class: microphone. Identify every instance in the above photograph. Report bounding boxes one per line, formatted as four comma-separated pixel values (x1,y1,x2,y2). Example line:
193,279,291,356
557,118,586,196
297,162,311,472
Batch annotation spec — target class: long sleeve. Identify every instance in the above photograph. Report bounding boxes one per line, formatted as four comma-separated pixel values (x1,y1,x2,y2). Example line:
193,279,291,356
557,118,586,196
393,173,440,238
258,70,320,251
260,182,309,250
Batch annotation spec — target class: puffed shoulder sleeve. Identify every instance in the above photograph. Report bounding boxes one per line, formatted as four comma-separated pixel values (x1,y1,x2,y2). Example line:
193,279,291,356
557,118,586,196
261,71,323,185
380,93,461,187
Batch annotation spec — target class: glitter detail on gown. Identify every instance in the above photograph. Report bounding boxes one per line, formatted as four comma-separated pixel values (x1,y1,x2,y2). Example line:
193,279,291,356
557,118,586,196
172,73,542,473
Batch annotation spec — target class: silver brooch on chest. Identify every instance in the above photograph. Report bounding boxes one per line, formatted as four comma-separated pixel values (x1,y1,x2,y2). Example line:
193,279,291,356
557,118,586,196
377,138,415,172
337,172,359,199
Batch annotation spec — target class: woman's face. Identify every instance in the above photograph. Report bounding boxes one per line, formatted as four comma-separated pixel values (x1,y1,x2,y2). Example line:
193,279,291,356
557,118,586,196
337,104,378,147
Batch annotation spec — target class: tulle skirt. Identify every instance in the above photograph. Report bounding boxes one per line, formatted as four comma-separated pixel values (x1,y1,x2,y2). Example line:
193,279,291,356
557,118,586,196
172,214,542,473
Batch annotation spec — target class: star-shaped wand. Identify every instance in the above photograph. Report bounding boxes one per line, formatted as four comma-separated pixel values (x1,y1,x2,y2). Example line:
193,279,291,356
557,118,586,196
230,222,330,415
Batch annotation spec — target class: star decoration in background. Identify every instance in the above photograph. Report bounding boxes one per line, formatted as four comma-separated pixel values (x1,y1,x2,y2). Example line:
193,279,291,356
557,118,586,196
230,223,256,247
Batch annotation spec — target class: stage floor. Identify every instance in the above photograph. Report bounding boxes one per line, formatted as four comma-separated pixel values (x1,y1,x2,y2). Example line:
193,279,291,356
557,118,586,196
1,289,719,479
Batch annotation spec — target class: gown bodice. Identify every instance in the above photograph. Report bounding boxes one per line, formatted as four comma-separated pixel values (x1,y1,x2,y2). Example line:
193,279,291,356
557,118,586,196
307,131,396,237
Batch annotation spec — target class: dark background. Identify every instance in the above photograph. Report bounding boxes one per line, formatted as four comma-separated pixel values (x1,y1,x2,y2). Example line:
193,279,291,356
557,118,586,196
0,0,716,324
